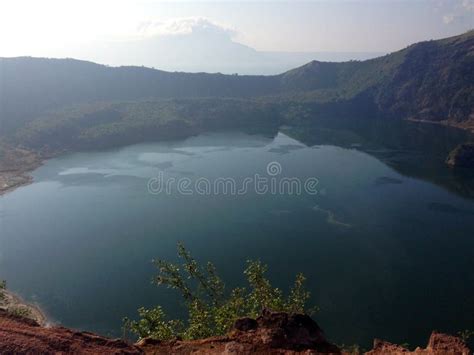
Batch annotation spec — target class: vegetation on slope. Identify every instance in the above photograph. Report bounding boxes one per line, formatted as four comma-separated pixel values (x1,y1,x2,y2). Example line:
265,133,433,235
124,244,315,341
0,30,472,153
0,57,278,135
374,30,474,122
0,281,36,321
11,98,280,151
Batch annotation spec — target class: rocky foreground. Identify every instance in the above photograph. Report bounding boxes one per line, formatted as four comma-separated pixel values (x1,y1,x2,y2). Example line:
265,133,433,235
0,309,471,354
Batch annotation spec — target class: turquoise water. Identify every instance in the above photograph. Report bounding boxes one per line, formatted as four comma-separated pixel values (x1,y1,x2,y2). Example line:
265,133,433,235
1,121,474,348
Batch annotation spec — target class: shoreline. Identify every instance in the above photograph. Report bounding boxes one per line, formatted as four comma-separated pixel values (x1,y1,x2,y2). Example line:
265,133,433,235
1,118,473,198
0,146,44,197
406,117,474,134
1,289,48,326
0,173,36,196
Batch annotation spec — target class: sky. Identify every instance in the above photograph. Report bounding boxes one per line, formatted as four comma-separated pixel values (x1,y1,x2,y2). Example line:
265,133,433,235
0,0,472,73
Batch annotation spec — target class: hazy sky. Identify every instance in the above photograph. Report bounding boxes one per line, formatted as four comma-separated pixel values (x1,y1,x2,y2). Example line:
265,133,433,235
0,0,472,59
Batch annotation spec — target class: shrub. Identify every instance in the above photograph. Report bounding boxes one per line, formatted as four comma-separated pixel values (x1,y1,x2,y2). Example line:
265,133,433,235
124,243,316,341
0,280,6,304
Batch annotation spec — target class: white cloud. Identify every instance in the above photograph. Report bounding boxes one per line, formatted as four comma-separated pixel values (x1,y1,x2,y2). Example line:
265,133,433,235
462,0,474,11
443,13,456,24
441,0,474,24
137,17,236,39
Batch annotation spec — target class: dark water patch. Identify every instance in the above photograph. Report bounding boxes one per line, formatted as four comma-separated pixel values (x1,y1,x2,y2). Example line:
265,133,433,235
428,202,474,216
269,209,292,216
374,176,404,186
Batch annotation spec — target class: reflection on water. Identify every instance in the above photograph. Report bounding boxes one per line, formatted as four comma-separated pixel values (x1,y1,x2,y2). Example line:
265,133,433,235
0,120,473,349
282,118,474,198
312,205,352,228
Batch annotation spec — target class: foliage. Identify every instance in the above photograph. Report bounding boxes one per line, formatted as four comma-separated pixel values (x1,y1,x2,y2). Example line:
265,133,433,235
338,344,363,355
124,306,183,340
7,306,32,319
124,243,315,341
13,98,280,152
458,329,474,343
0,281,33,319
0,280,6,304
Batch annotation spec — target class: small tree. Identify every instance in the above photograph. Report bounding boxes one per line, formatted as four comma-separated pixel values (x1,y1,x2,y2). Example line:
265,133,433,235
125,243,316,341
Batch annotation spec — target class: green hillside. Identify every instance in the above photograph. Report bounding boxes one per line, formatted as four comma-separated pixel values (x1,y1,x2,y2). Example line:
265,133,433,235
1,30,472,152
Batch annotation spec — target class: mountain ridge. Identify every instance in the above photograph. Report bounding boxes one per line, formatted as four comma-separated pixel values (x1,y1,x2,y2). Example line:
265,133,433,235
1,30,473,150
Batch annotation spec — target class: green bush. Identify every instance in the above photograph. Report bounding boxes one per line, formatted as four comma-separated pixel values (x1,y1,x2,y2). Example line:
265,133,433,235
7,306,32,319
0,280,6,304
124,243,316,341
458,329,474,343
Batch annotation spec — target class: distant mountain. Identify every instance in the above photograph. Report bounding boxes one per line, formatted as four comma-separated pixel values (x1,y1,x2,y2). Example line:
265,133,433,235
86,38,381,75
88,28,266,74
1,30,473,148
67,18,382,75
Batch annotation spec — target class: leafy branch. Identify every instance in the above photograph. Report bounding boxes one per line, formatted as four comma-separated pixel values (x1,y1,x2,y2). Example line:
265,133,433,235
124,243,315,341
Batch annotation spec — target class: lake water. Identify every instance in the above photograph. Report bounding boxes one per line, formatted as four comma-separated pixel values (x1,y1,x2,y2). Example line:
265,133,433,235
1,120,474,348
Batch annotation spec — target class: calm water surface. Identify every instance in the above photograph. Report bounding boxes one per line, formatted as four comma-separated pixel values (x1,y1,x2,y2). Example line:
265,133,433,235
1,120,474,348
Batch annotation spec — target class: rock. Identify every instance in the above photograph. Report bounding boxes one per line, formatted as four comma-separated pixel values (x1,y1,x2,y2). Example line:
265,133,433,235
136,337,162,347
446,143,474,168
367,332,471,355
233,317,258,332
426,331,471,354
256,309,329,349
366,339,409,354
232,309,341,353
223,341,249,354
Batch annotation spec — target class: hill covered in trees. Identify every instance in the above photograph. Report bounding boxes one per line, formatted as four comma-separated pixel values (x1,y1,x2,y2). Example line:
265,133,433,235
0,30,473,152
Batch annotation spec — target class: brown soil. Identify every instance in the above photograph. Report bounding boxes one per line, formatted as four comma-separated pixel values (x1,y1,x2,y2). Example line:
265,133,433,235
366,332,471,355
0,308,471,354
0,310,141,354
